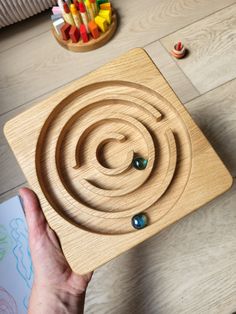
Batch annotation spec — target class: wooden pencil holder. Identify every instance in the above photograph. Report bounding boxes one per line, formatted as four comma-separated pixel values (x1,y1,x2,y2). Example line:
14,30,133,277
52,11,118,52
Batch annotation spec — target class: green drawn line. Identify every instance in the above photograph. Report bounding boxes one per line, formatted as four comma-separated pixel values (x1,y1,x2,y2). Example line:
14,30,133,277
0,225,11,261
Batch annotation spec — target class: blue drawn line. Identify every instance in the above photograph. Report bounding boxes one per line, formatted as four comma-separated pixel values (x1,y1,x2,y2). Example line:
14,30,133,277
23,294,29,310
9,218,33,289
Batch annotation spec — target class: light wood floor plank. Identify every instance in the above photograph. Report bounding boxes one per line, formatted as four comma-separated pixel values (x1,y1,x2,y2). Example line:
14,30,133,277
0,93,55,195
145,41,200,103
1,0,234,54
185,78,236,177
161,3,236,94
85,181,236,314
1,0,235,115
0,10,51,53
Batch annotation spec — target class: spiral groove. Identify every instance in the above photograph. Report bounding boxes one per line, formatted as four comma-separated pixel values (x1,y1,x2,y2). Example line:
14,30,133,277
36,81,192,234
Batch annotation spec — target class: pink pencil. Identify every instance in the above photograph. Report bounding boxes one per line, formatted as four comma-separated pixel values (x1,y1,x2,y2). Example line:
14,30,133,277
52,6,62,15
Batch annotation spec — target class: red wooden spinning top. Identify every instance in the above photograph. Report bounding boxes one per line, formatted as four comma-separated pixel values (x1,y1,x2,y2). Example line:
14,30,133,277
171,41,186,59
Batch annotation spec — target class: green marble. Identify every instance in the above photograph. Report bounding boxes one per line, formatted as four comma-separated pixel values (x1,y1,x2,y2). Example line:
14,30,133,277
132,157,148,170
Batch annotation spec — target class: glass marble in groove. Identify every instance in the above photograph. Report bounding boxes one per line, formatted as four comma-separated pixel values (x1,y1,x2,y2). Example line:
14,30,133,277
132,157,148,170
131,213,148,229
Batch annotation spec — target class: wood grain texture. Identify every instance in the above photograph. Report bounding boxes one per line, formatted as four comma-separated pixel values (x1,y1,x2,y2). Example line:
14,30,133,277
85,180,236,314
4,49,232,274
0,110,26,194
2,55,236,199
0,92,57,196
185,79,236,177
160,3,236,94
0,10,51,53
0,39,201,196
145,42,199,103
2,72,235,202
1,0,236,115
0,1,236,312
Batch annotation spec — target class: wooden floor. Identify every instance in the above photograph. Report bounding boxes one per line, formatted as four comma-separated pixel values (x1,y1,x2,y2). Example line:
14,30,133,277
0,0,236,313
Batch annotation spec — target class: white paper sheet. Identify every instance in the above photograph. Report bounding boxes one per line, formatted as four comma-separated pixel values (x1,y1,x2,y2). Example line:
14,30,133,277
0,196,33,313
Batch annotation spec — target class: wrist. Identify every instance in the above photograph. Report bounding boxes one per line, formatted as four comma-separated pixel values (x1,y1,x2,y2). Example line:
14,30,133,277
29,283,86,314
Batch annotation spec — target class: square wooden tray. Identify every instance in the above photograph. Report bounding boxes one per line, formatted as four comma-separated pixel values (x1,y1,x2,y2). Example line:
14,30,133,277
4,49,232,274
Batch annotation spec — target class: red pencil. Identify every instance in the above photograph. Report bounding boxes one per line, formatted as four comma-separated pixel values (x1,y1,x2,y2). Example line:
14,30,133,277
73,0,80,10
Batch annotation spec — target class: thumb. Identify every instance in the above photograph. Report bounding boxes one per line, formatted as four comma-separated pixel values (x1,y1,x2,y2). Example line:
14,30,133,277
19,187,47,240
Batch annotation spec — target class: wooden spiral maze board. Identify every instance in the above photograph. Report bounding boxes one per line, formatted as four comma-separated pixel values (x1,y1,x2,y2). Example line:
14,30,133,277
4,49,232,274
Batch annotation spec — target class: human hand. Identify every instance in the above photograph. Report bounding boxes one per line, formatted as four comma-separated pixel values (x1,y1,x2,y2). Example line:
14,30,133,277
19,187,93,314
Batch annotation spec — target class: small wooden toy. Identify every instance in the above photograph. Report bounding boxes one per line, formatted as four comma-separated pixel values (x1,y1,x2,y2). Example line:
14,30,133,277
63,2,75,26
90,0,98,15
88,21,100,39
86,1,95,21
171,41,186,59
100,3,112,11
52,6,62,15
69,25,80,43
99,9,112,24
4,49,232,274
95,15,108,32
97,0,108,5
70,4,82,28
80,24,89,43
51,14,63,22
53,18,65,35
60,23,71,41
79,2,89,33
73,0,80,10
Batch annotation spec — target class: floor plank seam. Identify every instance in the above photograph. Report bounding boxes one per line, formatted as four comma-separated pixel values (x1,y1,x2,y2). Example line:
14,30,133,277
144,44,201,103
0,182,27,198
158,41,203,96
0,83,64,117
1,72,236,121
183,77,236,105
0,27,51,55
144,2,236,48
